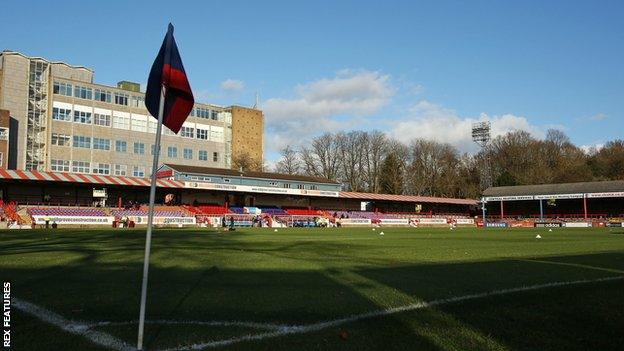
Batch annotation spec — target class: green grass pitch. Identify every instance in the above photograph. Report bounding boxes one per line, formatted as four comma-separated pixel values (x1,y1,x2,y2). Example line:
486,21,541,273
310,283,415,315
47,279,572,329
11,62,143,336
2,226,624,350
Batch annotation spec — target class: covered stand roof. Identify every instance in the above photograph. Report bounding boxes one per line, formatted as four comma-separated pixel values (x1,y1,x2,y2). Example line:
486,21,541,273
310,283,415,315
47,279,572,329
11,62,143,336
0,168,477,205
483,180,624,198
339,191,477,205
162,164,340,185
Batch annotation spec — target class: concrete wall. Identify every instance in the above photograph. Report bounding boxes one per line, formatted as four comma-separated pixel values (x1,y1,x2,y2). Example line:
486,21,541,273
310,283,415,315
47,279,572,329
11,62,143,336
230,106,263,171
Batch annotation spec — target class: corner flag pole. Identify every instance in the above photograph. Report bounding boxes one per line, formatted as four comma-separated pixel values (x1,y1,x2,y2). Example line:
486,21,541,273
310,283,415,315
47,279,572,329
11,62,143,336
137,84,166,350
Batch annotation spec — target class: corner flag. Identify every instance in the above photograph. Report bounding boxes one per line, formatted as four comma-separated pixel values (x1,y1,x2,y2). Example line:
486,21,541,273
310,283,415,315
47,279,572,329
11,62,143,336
145,23,194,133
137,23,194,350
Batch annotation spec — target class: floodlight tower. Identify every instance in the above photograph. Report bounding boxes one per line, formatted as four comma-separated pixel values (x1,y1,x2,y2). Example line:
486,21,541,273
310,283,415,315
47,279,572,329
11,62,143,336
472,121,492,190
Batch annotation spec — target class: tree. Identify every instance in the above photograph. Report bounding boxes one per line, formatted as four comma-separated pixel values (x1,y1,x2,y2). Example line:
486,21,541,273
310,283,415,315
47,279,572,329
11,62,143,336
379,152,403,194
588,140,624,180
232,152,262,172
274,145,301,175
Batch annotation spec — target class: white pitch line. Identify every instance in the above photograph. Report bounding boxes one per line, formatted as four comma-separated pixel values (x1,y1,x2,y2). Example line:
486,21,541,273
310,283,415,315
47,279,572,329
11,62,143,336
13,275,624,351
162,275,624,351
13,298,136,351
87,319,290,331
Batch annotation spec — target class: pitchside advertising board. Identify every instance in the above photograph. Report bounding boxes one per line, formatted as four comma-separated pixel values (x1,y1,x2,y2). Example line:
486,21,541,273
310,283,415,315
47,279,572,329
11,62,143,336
185,182,340,197
32,215,115,225
486,222,508,228
129,216,197,225
339,218,371,225
534,222,563,228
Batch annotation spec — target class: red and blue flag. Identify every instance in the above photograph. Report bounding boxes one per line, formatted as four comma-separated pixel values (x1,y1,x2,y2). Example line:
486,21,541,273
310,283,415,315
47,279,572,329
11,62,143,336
145,23,194,134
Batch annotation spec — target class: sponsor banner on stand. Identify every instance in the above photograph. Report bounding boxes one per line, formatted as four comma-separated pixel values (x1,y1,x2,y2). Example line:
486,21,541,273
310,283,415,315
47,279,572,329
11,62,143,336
130,216,197,225
339,218,371,226
184,181,340,197
535,222,562,228
563,222,591,228
379,218,409,226
509,220,534,228
486,222,508,228
587,192,624,198
32,215,115,225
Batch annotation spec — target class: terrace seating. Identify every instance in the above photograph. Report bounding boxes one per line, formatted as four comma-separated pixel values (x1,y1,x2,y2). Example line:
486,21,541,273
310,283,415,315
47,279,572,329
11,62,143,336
111,209,185,218
27,207,107,217
258,206,286,215
284,207,323,216
187,204,228,214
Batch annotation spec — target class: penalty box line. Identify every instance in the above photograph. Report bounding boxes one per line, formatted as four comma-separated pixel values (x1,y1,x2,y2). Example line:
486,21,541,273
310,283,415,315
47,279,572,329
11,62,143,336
163,275,624,351
13,275,624,351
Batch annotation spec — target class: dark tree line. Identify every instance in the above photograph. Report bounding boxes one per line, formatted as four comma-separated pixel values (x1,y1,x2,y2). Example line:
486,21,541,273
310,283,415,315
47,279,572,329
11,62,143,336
273,129,624,199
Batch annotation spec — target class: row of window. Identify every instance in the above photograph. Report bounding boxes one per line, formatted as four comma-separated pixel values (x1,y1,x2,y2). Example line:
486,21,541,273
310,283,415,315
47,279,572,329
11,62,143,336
51,159,146,177
51,133,220,161
53,81,221,120
51,107,225,141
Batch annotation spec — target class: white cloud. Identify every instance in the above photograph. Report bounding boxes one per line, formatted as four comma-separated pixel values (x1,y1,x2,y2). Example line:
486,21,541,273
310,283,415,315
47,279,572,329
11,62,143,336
220,79,245,91
589,113,607,121
580,143,604,154
262,70,394,152
390,100,545,153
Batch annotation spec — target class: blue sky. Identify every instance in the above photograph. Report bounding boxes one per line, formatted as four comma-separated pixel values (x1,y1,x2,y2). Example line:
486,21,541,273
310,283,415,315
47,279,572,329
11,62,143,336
1,0,622,161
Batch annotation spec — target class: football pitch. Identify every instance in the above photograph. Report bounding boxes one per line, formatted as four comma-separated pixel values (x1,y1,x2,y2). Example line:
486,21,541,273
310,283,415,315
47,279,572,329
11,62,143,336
2,226,624,351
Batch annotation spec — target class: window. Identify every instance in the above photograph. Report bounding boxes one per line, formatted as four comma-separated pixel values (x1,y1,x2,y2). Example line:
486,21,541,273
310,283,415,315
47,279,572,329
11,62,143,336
114,164,127,176
196,128,208,140
150,144,157,155
223,178,230,183
193,107,211,118
268,181,278,186
181,126,194,138
74,85,93,100
133,166,145,177
131,96,144,108
73,110,92,124
115,140,127,153
112,115,130,129
92,163,110,175
297,184,304,189
71,160,90,173
211,110,219,120
198,150,208,161
213,152,219,162
134,142,145,155
53,82,72,96
94,89,112,103
94,113,111,126
50,159,70,172
93,138,110,150
210,129,223,142
51,133,71,146
148,120,157,133
114,92,129,105
162,127,175,136
52,107,72,121
183,148,193,160
167,146,177,158
131,118,147,132
310,185,318,190
73,136,91,149
283,183,291,189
